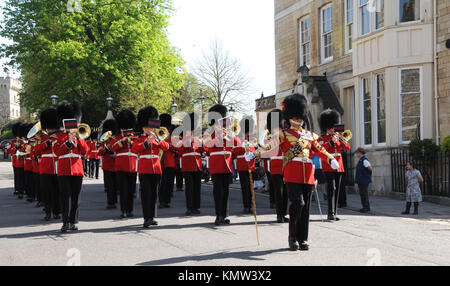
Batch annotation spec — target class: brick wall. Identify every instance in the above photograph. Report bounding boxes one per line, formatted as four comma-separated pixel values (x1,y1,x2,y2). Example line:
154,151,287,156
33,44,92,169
437,0,450,140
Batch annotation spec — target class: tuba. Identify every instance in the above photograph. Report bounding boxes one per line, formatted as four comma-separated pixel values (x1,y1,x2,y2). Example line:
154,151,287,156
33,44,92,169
27,122,42,139
76,123,91,140
99,131,113,144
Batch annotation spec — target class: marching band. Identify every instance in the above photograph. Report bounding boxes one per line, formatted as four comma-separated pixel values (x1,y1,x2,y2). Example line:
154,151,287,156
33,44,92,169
5,93,351,251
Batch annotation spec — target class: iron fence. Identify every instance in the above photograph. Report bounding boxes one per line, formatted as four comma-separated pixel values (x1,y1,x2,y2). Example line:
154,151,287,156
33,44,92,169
390,148,450,197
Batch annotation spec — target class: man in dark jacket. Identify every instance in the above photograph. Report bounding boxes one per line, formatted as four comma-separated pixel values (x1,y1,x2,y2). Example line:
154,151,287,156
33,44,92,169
355,147,373,213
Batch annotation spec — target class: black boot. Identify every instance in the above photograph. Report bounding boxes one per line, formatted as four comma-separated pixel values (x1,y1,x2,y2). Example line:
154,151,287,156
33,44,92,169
299,241,309,251
60,223,69,233
413,203,419,215
289,236,299,251
402,202,411,215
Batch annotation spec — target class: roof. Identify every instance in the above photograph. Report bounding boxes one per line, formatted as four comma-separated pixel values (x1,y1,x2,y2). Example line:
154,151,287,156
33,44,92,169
309,76,344,115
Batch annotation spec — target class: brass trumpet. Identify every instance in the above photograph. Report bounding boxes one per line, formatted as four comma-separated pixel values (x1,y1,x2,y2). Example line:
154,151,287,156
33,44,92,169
99,131,113,144
339,130,353,142
155,127,169,141
76,123,91,140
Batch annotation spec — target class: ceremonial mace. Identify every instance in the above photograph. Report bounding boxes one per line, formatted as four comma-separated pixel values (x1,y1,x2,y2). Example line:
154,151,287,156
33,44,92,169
244,141,260,246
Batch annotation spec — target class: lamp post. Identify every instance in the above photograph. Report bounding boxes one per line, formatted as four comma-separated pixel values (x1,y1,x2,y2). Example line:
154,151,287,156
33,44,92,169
51,94,59,107
105,94,114,120
171,95,178,115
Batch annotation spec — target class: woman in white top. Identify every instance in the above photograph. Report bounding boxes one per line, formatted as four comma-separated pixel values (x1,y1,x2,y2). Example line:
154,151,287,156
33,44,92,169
402,161,423,215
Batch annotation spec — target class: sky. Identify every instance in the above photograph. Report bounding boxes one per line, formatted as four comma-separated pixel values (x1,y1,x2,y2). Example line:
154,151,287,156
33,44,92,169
0,0,277,103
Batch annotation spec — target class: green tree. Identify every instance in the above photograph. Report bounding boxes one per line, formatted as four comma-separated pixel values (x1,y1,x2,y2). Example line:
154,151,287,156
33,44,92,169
1,0,184,126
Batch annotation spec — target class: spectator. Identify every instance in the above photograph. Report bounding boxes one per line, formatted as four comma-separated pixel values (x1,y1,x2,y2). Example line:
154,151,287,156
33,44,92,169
402,161,423,215
355,148,372,213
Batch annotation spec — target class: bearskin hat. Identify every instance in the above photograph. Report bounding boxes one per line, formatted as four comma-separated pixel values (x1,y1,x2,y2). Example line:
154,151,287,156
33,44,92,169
12,122,22,138
57,100,82,127
101,119,119,135
208,104,227,126
137,106,158,129
20,123,33,139
183,112,199,131
90,131,99,141
266,109,283,133
282,93,308,122
116,109,136,130
160,113,172,128
240,116,255,135
319,109,340,132
40,108,59,130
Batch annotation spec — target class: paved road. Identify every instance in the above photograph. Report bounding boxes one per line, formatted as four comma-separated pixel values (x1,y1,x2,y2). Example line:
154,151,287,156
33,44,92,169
0,161,449,266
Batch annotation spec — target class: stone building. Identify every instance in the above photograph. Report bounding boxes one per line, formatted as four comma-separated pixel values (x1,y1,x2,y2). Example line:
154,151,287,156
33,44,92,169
0,75,22,126
257,0,449,195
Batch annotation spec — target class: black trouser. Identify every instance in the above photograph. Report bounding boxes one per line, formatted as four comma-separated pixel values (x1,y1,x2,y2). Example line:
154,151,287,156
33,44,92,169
116,171,137,214
15,167,24,195
41,174,60,216
272,174,288,217
13,167,18,192
58,176,83,224
325,172,343,216
160,167,175,205
286,183,313,243
238,171,254,210
175,168,184,190
212,173,231,218
267,171,275,205
103,170,117,206
24,170,34,199
184,171,202,210
358,184,371,211
83,159,89,176
33,172,41,202
89,159,100,178
139,174,161,220
339,174,347,206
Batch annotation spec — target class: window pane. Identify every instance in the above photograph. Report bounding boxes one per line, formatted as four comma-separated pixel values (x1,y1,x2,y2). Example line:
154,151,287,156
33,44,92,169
365,123,372,145
378,120,386,143
348,24,353,50
362,78,372,145
376,74,386,143
323,7,333,33
347,0,354,24
361,4,370,35
400,0,420,23
376,0,384,29
401,69,420,93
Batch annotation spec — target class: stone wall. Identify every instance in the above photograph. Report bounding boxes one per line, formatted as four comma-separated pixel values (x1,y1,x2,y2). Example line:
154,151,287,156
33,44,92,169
437,0,450,141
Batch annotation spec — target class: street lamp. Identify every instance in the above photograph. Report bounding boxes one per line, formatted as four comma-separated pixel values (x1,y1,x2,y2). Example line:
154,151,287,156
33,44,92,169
171,95,178,115
51,94,59,107
106,96,113,110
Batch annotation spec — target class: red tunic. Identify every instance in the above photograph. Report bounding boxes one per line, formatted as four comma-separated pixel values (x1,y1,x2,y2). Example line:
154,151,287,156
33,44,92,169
280,128,334,185
34,133,59,175
109,135,138,173
12,140,25,168
6,139,18,167
234,145,256,172
98,145,116,172
54,132,89,177
176,136,204,173
88,141,100,159
31,145,40,173
24,143,33,171
131,136,169,175
318,134,351,173
203,133,241,175
161,136,176,169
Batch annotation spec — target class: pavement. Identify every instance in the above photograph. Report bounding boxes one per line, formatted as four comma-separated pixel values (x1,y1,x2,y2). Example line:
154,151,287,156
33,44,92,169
1,161,450,266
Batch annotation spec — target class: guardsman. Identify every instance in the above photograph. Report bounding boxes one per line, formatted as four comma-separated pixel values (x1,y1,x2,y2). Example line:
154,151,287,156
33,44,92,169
131,106,169,228
234,116,256,214
98,119,119,209
15,123,26,199
23,123,34,203
203,104,241,226
266,109,289,223
318,109,351,221
158,114,176,209
246,94,339,251
109,110,138,219
34,109,61,221
88,131,100,179
54,101,89,233
6,122,22,196
30,130,42,207
176,112,204,216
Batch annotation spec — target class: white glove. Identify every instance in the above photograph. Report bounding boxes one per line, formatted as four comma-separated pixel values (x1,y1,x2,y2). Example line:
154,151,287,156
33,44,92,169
244,152,255,162
331,159,340,170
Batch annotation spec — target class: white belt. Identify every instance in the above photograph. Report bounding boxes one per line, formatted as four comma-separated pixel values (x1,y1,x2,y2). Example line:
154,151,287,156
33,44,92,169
182,152,201,157
140,155,159,159
237,155,245,159
117,152,138,158
59,154,81,159
292,157,313,163
25,158,32,161
270,156,283,161
331,153,342,157
210,151,232,156
41,154,57,158
91,150,99,153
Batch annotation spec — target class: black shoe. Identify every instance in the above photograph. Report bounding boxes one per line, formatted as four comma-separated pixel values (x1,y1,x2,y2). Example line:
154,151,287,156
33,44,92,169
334,216,340,221
69,224,78,231
35,202,41,208
185,210,193,216
277,216,283,223
60,224,69,233
401,210,410,215
143,220,150,228
283,216,290,223
289,236,299,251
299,242,309,251
214,216,222,226
243,208,250,214
44,215,51,221
18,194,23,199
27,198,34,203
192,209,201,215
149,219,158,226
360,208,368,213
327,215,335,221
126,212,134,218
13,190,18,195
120,213,127,219
53,214,61,220
221,218,230,225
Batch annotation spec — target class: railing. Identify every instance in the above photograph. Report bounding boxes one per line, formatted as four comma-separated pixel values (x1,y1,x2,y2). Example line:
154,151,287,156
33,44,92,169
390,148,450,197
343,151,355,186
